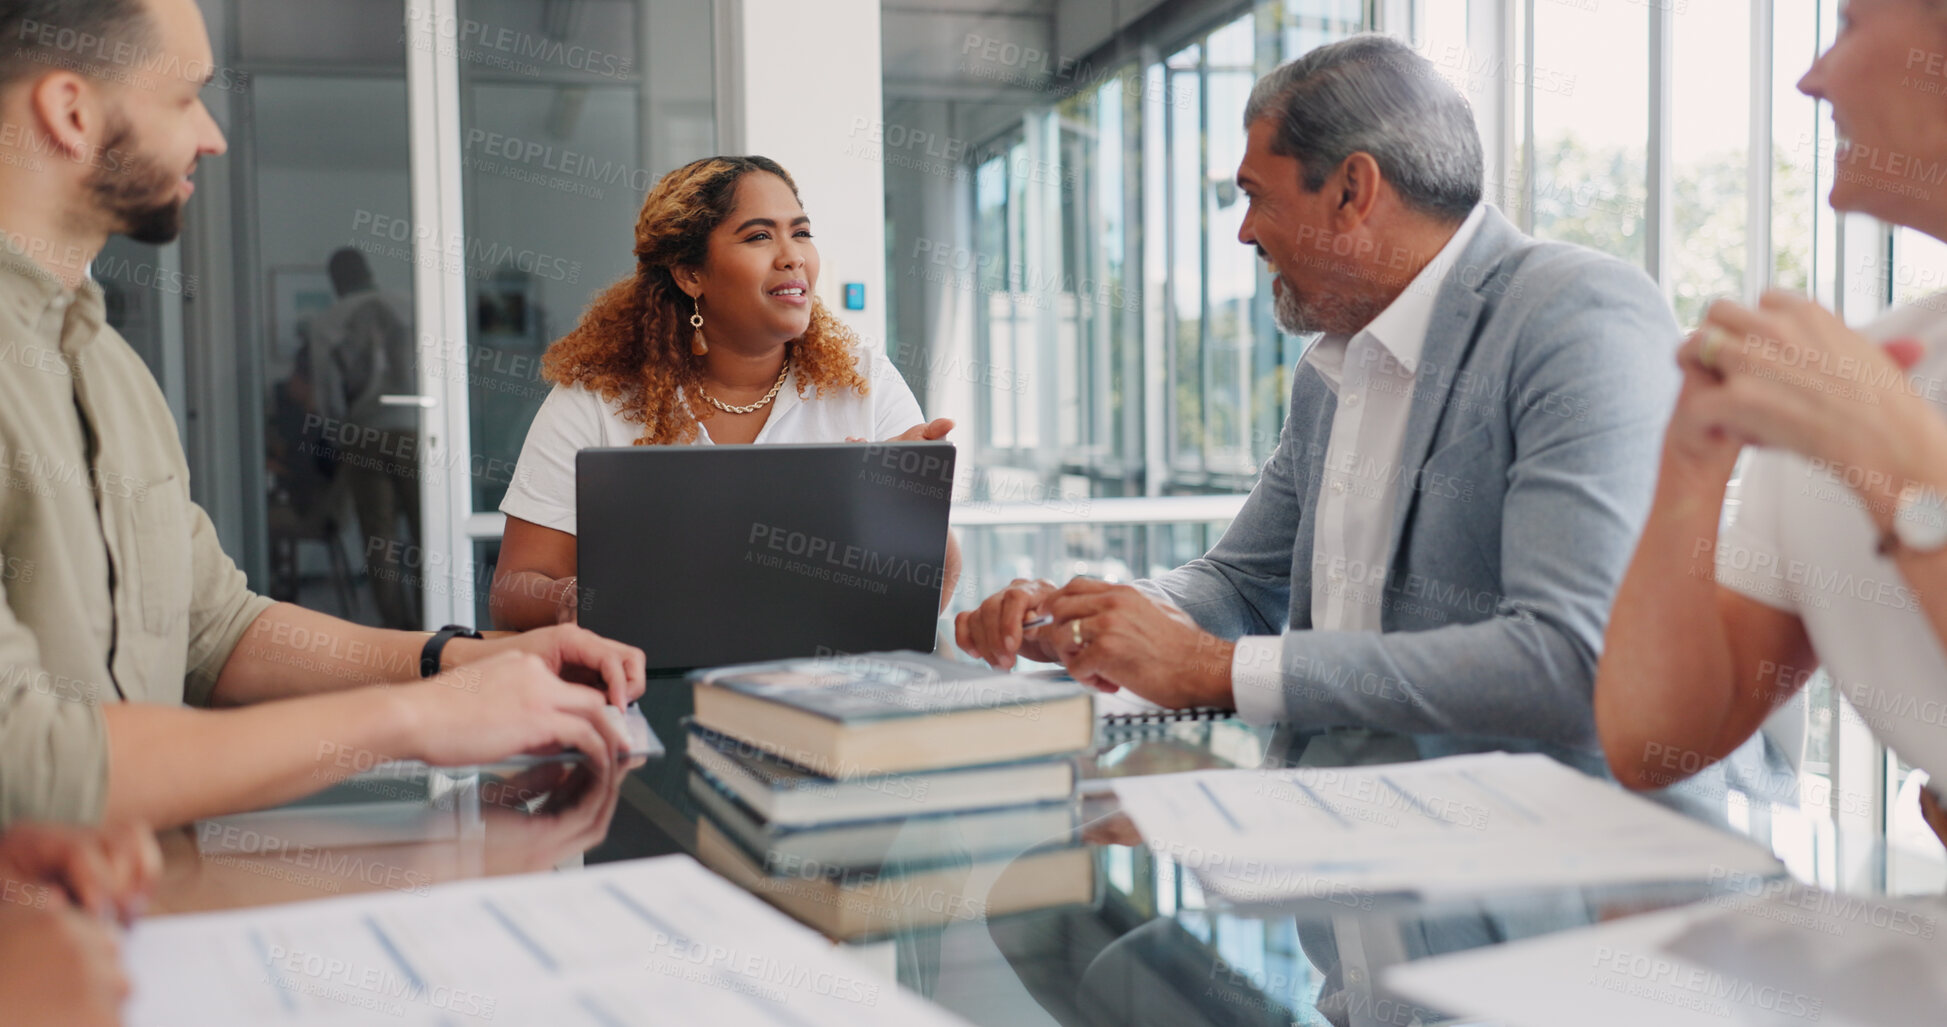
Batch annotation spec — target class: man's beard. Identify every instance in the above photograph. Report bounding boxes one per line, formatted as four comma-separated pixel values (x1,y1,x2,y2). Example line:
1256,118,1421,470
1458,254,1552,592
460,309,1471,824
1270,272,1388,338
87,114,186,245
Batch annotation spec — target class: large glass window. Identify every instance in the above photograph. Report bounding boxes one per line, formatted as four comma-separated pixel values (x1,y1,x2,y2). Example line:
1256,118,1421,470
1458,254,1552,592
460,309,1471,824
1167,41,1203,470
1774,0,1828,301
451,0,716,623
200,0,421,629
1669,1,1751,327
456,0,715,516
954,1,1361,497
1526,0,1649,267
178,0,715,630
1489,0,1936,873
907,1,1364,618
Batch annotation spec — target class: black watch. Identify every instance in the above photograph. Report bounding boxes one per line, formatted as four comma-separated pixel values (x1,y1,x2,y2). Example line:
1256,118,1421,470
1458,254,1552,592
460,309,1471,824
421,624,484,677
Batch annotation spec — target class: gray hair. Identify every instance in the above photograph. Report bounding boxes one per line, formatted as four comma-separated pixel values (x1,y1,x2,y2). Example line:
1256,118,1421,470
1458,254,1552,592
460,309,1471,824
1244,34,1483,223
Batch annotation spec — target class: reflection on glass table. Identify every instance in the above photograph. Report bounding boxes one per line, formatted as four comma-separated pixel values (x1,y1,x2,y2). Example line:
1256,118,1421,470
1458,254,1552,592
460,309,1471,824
159,692,1947,1027
158,755,634,917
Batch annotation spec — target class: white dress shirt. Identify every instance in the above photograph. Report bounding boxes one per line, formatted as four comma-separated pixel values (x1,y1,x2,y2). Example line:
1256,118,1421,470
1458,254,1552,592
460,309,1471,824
1231,205,1488,724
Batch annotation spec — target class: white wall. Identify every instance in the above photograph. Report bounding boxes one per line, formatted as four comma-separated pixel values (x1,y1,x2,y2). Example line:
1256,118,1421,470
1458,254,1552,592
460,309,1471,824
721,0,887,342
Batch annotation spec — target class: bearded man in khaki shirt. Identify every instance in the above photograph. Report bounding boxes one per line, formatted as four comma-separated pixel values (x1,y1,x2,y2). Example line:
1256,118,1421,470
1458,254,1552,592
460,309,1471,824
0,0,645,830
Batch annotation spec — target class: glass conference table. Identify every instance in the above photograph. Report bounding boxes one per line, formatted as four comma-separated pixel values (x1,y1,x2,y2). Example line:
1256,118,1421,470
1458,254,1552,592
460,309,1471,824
156,681,1947,1027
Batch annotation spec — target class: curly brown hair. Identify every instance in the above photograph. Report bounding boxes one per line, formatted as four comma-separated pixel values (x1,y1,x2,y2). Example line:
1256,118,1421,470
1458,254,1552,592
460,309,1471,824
540,155,869,445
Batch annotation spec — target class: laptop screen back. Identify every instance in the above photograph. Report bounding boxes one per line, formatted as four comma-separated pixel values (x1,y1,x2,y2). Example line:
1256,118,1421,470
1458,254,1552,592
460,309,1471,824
576,442,956,673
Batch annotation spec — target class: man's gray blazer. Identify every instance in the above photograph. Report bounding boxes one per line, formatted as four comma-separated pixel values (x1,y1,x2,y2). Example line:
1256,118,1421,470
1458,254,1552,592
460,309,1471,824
1148,206,1675,754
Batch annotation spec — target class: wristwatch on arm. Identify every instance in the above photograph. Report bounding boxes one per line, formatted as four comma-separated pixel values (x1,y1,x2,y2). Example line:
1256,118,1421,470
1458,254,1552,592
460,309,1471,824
420,624,485,678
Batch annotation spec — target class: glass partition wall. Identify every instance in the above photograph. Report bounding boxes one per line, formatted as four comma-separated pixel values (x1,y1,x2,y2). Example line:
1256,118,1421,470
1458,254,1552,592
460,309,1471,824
176,0,716,630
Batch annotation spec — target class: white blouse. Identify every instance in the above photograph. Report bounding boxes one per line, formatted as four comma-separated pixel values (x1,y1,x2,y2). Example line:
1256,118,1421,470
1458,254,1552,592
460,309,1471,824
1716,296,1947,782
500,345,925,535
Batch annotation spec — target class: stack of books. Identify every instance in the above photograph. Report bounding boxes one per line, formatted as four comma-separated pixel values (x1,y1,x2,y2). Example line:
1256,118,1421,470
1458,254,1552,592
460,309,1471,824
685,650,1098,940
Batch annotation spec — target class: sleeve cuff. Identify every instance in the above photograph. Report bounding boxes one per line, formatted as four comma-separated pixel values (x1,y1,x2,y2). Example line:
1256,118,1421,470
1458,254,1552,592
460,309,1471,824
499,489,577,537
1230,635,1286,726
185,593,280,707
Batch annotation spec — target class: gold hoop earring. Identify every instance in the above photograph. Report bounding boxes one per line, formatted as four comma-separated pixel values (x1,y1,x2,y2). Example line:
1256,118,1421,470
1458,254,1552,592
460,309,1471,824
690,299,708,356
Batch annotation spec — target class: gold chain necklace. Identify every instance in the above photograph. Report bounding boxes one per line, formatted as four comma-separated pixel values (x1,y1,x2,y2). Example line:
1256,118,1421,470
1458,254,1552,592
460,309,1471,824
698,358,791,415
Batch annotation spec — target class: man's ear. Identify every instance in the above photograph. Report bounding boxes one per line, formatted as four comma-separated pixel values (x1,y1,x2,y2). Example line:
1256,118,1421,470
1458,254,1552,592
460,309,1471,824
1326,152,1383,233
26,72,95,165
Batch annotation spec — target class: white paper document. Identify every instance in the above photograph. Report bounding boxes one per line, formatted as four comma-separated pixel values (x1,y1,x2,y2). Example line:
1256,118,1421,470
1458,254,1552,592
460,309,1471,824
1386,884,1947,1027
123,855,968,1026
1110,752,1781,902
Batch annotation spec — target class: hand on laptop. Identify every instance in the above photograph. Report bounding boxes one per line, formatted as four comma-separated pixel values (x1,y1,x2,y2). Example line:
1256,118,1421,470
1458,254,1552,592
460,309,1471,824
403,651,632,767
0,822,160,925
447,624,646,708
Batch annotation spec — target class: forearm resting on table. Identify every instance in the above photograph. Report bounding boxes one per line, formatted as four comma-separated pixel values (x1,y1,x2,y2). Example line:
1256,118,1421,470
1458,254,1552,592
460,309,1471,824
211,604,505,705
101,687,416,829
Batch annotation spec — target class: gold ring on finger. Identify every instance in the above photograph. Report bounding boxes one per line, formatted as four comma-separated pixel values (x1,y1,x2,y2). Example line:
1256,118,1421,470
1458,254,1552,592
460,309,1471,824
1071,619,1084,647
1699,326,1730,372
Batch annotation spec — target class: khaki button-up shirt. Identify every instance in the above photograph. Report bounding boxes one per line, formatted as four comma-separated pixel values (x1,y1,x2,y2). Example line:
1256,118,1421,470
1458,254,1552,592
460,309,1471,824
0,247,274,826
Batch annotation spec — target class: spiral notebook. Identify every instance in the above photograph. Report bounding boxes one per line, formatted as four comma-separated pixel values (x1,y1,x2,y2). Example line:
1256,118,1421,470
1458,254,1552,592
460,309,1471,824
1095,688,1234,724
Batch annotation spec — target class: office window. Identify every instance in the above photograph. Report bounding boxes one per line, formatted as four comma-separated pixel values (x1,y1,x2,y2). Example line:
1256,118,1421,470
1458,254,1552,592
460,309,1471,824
1168,41,1205,470
893,0,1365,615
1669,2,1750,327
1526,0,1649,267
956,2,1360,504
1773,0,1826,301
1202,17,1264,475
1891,229,1947,309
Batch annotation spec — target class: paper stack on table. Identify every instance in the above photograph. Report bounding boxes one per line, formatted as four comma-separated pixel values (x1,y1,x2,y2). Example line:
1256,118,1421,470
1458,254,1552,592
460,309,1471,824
122,855,969,1026
1110,751,1782,903
1385,883,1947,1027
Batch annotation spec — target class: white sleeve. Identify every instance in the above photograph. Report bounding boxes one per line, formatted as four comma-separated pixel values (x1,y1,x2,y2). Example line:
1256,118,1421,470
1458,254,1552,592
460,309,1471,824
1229,636,1288,725
499,386,608,536
1715,450,1800,613
867,346,927,441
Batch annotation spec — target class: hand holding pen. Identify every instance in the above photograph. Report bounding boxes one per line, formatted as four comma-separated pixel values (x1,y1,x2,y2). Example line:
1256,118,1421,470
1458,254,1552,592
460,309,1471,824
954,578,1065,670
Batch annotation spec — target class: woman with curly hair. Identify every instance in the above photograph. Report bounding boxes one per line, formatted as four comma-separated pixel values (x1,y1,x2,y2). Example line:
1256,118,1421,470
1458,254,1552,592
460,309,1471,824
491,156,955,629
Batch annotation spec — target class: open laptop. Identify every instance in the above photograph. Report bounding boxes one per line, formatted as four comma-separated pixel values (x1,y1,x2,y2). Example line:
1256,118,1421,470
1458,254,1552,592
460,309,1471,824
576,442,956,674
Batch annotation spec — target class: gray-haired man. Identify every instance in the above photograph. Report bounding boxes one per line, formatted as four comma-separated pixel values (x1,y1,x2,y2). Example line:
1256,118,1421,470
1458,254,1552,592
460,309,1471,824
960,34,1741,772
